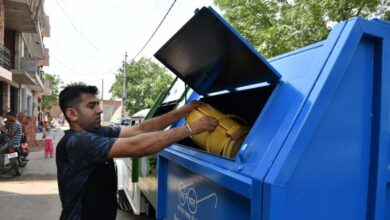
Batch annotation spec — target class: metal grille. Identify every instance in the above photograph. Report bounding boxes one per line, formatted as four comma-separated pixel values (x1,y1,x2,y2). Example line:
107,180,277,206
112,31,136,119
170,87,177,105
0,45,11,70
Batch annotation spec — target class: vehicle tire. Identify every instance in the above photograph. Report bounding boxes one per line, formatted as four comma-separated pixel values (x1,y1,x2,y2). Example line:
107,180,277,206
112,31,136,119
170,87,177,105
19,157,27,167
11,159,21,176
117,190,132,212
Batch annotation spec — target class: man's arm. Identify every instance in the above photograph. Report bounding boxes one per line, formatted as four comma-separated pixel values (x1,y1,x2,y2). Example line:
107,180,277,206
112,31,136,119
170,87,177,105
118,101,203,138
108,115,217,158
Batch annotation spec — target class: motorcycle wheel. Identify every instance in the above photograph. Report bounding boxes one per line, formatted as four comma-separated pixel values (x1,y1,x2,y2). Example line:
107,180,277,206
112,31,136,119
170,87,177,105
19,157,27,167
10,159,21,176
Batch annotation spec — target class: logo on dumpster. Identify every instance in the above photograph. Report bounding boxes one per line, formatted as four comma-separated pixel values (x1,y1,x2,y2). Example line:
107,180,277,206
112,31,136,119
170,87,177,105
178,182,217,215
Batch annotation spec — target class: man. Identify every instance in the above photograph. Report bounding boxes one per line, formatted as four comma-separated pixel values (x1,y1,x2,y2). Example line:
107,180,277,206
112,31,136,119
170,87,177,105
37,119,44,133
56,85,217,220
0,115,5,129
5,112,22,148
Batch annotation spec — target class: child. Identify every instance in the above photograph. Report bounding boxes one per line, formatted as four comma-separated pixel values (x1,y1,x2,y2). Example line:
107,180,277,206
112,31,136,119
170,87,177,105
43,127,55,158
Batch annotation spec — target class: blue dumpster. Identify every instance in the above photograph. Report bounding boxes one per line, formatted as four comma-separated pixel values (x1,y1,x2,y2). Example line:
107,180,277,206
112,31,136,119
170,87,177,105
154,6,390,220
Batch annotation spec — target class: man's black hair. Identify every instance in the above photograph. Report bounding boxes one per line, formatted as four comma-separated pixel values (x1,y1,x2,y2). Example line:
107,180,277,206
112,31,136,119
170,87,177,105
59,85,99,121
6,111,17,117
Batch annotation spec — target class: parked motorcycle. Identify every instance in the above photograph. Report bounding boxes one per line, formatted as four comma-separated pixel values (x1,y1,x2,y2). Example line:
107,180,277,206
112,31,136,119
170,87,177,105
0,133,21,176
18,134,29,167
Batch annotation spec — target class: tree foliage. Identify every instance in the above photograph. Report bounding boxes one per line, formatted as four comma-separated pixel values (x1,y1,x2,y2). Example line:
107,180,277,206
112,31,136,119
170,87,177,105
42,73,63,112
213,0,390,58
110,57,173,115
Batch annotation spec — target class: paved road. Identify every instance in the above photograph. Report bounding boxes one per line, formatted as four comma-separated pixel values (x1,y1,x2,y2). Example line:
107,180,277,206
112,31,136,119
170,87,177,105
0,127,150,220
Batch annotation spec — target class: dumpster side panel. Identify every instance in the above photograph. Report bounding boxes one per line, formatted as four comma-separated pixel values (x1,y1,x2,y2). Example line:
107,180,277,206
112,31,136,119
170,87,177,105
169,162,250,220
372,37,390,220
265,26,376,219
158,157,250,220
359,20,390,220
380,38,390,220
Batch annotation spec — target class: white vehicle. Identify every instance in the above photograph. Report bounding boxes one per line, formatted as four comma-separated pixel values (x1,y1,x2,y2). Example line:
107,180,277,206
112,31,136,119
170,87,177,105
114,109,149,214
109,118,132,127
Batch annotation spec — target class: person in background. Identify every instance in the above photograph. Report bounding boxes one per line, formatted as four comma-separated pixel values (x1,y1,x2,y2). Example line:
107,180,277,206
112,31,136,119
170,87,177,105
0,115,6,155
38,119,44,133
43,127,55,158
51,118,56,128
0,116,5,130
56,85,218,220
5,112,22,148
44,121,49,131
59,114,65,126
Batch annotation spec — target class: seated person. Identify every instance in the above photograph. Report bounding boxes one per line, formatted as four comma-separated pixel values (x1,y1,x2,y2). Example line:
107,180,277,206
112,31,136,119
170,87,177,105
5,112,22,148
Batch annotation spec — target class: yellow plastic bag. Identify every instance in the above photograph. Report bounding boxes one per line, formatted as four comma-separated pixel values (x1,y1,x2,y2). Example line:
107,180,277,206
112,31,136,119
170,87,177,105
186,104,249,158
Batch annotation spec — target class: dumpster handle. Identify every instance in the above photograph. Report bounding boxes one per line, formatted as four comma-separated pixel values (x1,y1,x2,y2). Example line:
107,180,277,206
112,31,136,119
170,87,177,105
236,144,248,170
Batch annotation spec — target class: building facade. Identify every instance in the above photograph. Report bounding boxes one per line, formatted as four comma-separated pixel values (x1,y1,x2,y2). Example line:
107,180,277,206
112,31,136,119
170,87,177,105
1,0,51,144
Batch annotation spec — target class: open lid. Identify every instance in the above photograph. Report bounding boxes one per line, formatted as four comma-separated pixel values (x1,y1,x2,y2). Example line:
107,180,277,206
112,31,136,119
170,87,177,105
154,7,281,96
162,77,186,103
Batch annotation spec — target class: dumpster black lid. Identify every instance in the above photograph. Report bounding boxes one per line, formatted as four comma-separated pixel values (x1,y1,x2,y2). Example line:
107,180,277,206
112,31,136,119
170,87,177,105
154,7,281,96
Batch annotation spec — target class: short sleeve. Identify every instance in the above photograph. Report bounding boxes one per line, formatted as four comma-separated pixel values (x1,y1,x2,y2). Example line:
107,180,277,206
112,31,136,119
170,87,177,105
96,126,121,138
66,131,116,169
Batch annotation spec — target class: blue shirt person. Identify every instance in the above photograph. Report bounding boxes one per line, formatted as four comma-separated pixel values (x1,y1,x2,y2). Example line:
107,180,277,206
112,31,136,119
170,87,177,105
5,112,22,147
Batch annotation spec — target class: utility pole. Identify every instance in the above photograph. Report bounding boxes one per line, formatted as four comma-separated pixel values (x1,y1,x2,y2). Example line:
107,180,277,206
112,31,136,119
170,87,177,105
121,52,127,119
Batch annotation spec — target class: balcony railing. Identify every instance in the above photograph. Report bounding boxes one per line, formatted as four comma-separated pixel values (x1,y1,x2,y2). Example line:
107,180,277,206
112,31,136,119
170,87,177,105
0,45,11,70
38,66,44,83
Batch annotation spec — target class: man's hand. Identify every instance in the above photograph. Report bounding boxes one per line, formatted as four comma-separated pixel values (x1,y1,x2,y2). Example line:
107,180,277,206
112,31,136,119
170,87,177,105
187,116,218,135
178,100,205,116
119,101,209,138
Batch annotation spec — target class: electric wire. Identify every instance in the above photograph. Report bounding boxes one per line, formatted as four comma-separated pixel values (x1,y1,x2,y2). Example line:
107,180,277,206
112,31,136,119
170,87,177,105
60,0,111,45
130,0,178,61
48,39,122,59
51,0,178,81
52,54,121,76
53,0,120,56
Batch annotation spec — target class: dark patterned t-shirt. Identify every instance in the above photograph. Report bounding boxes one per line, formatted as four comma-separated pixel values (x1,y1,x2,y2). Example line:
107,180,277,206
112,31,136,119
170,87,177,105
56,126,121,220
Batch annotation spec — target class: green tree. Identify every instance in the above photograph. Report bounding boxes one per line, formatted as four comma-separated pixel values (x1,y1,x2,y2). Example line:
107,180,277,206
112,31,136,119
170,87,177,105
110,57,173,115
213,0,390,58
42,73,63,112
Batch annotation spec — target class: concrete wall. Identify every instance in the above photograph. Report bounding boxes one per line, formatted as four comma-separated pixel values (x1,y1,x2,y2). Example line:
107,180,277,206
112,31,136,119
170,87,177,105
0,82,9,114
0,0,4,45
18,114,38,146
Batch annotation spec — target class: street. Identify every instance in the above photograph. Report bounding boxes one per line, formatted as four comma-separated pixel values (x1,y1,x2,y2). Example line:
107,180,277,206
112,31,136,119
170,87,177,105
0,127,148,220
